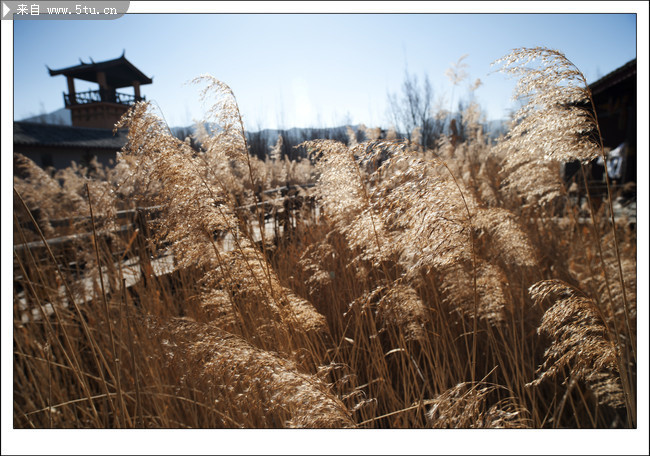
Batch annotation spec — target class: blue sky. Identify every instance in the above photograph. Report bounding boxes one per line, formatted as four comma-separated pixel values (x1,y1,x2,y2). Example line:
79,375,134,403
11,8,639,130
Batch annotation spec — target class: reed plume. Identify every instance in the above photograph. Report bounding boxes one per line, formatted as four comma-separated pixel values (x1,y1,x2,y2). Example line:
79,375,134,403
494,47,600,164
528,280,625,409
143,316,354,428
14,153,89,237
116,92,328,360
346,281,430,342
473,207,539,269
426,382,531,428
305,139,395,269
438,260,509,324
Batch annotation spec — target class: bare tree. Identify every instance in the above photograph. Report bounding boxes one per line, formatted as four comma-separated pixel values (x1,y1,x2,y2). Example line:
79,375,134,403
387,70,442,150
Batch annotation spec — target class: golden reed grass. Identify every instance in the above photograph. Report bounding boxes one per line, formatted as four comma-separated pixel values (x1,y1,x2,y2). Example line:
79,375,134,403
13,47,636,429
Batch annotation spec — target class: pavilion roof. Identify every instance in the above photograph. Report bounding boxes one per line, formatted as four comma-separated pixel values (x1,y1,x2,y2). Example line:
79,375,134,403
48,52,152,88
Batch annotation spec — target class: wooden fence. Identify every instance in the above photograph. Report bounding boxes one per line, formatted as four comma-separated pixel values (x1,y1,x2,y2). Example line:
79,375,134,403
14,184,317,296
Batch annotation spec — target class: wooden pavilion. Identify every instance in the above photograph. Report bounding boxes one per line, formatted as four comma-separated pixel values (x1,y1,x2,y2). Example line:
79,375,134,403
47,51,152,129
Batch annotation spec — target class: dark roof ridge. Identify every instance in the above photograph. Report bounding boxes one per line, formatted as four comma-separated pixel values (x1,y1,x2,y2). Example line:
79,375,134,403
48,54,152,85
14,121,129,149
589,58,636,95
15,120,128,132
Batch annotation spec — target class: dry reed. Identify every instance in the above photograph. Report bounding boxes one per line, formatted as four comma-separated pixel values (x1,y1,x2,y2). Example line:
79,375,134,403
13,47,636,431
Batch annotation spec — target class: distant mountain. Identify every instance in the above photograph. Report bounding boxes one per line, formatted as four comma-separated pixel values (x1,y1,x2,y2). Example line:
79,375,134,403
18,107,511,144
20,108,72,126
171,121,513,150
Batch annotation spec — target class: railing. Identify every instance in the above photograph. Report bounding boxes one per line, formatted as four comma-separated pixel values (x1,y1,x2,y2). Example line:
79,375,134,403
14,186,317,322
14,185,317,276
63,89,145,107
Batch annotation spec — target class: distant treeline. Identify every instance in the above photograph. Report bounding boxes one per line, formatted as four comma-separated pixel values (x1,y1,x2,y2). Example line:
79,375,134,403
172,116,509,162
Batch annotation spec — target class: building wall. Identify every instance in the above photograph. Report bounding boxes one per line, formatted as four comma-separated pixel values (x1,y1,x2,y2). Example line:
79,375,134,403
592,75,636,184
14,144,119,171
593,76,636,149
69,103,131,129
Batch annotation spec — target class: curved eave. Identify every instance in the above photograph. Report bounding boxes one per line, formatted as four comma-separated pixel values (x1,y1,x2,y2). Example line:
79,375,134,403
48,55,153,87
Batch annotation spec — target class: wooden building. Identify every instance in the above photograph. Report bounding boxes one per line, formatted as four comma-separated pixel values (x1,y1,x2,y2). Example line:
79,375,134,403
14,53,152,172
565,58,637,191
47,51,152,129
13,121,129,170
590,58,637,185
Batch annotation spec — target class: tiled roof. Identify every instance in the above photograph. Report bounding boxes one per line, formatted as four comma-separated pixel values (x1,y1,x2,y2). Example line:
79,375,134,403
14,122,128,150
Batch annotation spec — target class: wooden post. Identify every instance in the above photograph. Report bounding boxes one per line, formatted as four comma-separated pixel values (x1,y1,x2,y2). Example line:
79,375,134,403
66,76,76,104
97,71,107,88
133,81,141,100
96,71,114,102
